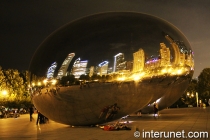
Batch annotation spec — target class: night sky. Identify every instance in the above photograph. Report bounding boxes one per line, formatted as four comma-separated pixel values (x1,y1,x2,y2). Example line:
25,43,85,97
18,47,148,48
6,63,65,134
0,0,210,78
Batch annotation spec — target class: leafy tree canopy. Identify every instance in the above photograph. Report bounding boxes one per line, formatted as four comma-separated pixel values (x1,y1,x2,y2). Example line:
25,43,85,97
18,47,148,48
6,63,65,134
0,67,31,107
198,68,210,100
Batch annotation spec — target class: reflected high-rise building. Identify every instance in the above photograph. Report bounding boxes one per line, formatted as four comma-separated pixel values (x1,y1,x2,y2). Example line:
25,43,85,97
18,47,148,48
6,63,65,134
107,67,113,74
72,58,88,78
133,48,145,72
117,61,127,71
185,53,194,69
46,62,57,79
89,66,94,77
98,61,109,76
165,35,180,66
179,53,185,66
126,61,133,71
57,53,75,79
159,43,170,67
113,53,124,72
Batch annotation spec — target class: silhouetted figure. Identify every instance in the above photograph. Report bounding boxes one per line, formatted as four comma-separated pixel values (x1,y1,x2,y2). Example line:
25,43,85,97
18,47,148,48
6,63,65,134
36,111,44,125
105,107,113,120
80,81,83,89
99,106,109,119
153,103,158,117
105,103,120,120
29,106,34,121
156,103,159,116
36,110,48,124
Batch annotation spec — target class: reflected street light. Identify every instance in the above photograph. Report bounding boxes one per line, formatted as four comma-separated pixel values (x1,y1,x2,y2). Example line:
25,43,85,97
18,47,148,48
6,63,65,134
37,82,41,86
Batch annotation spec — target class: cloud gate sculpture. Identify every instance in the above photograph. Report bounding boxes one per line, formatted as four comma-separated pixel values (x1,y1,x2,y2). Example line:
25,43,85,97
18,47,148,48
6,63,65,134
29,12,194,126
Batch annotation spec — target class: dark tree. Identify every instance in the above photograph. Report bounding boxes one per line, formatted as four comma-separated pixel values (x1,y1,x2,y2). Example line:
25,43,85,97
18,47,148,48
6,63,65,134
60,75,75,86
91,74,101,81
101,75,106,82
79,74,90,81
186,79,198,94
106,75,111,81
180,79,198,106
198,68,210,101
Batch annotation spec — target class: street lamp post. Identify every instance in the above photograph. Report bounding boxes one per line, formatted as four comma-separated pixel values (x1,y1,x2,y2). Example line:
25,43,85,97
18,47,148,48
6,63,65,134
196,92,198,107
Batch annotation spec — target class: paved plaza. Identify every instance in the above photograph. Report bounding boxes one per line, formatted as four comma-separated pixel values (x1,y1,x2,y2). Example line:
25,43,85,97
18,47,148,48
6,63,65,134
0,107,209,140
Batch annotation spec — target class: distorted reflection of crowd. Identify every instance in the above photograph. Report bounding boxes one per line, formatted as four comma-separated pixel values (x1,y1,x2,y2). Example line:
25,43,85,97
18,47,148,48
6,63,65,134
29,87,42,97
80,81,90,89
29,86,60,97
99,103,120,120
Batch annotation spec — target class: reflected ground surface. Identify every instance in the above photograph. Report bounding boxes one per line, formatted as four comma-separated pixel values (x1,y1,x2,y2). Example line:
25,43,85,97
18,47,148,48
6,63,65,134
29,12,194,125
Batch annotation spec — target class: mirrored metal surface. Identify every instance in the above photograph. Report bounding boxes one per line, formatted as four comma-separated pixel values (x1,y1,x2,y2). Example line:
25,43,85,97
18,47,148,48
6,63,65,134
29,12,194,125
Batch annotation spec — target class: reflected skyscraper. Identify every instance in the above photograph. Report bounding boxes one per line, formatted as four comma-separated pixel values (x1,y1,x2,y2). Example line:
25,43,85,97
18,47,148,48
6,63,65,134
185,53,194,69
113,53,124,72
98,61,109,76
46,62,57,79
179,53,185,66
133,48,145,72
159,43,170,67
57,53,75,79
126,61,133,71
89,66,94,77
72,58,88,78
165,35,180,66
117,61,127,71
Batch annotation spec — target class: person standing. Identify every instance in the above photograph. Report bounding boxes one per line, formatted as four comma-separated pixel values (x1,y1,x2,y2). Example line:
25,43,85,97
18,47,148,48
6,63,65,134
153,103,158,117
36,110,46,124
156,103,159,116
36,110,41,125
29,106,34,122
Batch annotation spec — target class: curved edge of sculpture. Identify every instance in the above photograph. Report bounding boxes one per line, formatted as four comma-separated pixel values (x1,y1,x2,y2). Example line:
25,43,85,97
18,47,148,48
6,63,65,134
29,12,194,125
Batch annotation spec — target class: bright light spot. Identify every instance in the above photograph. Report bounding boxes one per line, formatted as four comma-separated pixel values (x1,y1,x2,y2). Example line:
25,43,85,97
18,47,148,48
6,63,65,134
161,69,167,73
51,79,57,85
117,77,125,81
43,79,48,84
2,90,8,96
156,98,161,103
133,76,140,81
132,72,145,81
168,68,172,72
177,69,182,74
37,82,41,86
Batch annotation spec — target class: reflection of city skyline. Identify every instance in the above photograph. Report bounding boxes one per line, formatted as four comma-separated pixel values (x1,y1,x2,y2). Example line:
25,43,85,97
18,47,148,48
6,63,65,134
46,34,194,79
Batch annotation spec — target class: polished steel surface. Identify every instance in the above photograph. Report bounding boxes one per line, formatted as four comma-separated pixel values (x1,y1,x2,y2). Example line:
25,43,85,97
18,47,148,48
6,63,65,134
29,12,194,125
